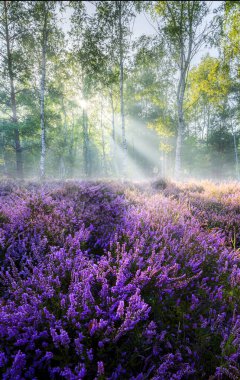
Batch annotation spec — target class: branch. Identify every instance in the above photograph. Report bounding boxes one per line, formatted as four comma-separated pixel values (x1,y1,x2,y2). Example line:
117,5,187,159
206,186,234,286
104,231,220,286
143,11,159,35
165,1,181,43
0,49,6,59
183,94,201,112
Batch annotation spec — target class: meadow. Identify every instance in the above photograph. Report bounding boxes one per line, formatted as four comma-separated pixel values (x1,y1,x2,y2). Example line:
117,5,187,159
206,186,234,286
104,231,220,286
0,179,240,379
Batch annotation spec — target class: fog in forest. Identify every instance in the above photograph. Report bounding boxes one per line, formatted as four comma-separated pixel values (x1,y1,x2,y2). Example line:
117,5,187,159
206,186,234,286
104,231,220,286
0,0,239,182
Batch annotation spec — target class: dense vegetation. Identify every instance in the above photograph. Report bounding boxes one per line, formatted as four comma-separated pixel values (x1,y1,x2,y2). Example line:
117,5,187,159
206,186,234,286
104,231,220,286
0,179,240,379
0,1,239,181
1,1,240,379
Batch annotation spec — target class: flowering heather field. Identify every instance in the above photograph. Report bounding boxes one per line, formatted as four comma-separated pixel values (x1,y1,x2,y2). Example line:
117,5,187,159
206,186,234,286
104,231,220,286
1,179,240,380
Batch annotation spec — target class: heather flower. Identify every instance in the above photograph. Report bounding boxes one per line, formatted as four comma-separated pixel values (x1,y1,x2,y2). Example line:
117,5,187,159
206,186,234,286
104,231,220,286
97,361,104,376
50,328,70,348
144,321,157,341
9,350,26,378
1,181,240,378
87,348,94,361
116,300,124,318
190,294,199,311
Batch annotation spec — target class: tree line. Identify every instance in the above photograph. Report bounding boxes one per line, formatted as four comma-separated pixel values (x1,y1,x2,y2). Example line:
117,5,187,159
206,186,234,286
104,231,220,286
0,0,239,180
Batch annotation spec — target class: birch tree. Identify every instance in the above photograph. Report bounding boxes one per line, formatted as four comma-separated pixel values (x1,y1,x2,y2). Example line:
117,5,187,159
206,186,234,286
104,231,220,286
94,1,135,176
0,1,30,178
71,2,96,177
155,1,210,179
30,1,62,180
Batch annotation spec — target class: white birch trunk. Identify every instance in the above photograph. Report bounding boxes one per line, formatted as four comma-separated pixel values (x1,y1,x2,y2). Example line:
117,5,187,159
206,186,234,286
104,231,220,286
118,1,127,176
40,12,48,180
100,95,107,176
4,1,23,179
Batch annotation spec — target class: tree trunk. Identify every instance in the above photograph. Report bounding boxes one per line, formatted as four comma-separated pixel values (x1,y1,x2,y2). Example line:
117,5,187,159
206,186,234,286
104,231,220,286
59,157,66,180
68,112,75,178
62,97,67,145
174,71,185,179
109,88,119,177
4,1,23,179
60,97,67,178
100,95,107,176
118,1,127,176
232,118,239,180
110,88,115,154
173,2,194,180
40,12,48,180
206,104,210,145
233,132,239,180
82,109,89,177
175,122,183,179
203,103,206,140
174,27,191,181
164,150,167,178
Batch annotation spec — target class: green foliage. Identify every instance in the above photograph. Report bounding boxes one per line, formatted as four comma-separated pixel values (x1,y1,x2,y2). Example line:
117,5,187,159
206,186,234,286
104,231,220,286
0,0,239,180
187,56,231,107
